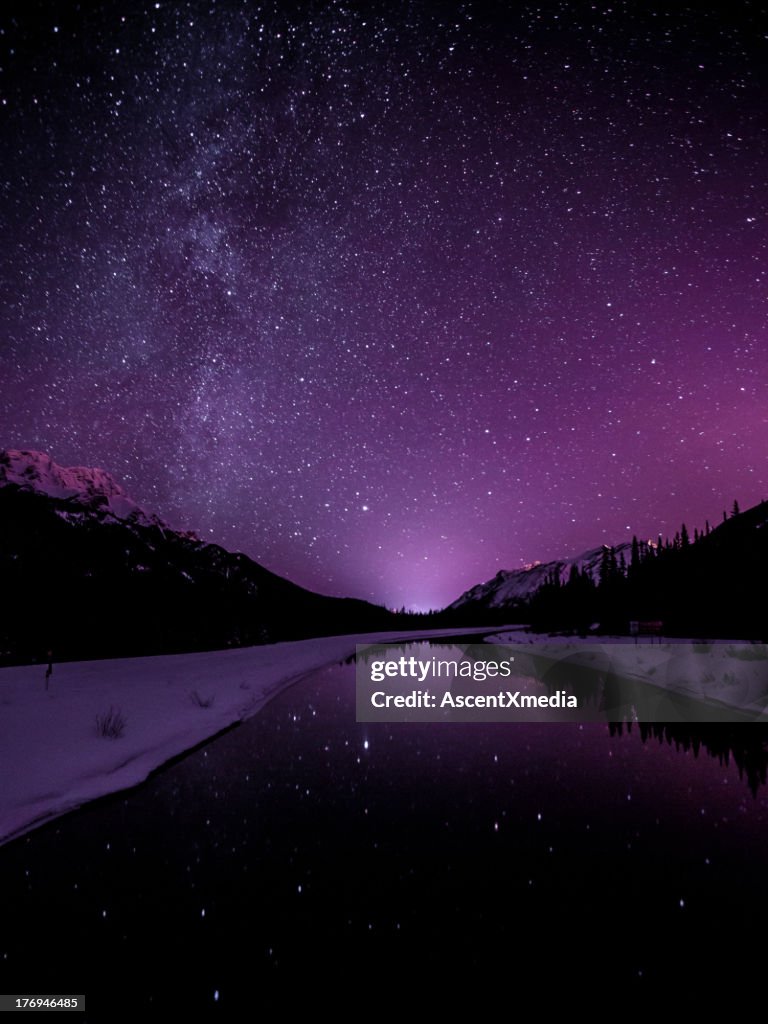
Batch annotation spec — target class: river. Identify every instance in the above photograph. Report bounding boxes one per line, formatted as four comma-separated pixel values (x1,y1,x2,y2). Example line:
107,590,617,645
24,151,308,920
1,644,767,1014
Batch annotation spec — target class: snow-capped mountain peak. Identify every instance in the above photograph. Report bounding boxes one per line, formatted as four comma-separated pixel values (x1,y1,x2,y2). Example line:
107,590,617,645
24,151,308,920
0,449,168,529
448,540,652,610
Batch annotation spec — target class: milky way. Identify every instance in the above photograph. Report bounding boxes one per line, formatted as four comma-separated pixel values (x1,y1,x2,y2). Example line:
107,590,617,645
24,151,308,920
1,1,766,609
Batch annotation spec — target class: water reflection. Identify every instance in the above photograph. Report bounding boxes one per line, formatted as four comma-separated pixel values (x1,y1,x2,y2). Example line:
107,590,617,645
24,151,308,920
611,720,768,797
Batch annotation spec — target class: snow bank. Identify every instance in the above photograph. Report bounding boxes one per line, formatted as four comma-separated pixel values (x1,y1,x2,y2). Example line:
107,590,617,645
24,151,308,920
485,632,768,715
0,627,497,847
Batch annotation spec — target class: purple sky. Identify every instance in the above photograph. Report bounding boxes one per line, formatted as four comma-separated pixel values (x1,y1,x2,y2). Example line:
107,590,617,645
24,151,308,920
2,1,767,610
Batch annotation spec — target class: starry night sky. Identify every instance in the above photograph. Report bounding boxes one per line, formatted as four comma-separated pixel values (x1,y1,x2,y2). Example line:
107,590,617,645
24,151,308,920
1,1,766,610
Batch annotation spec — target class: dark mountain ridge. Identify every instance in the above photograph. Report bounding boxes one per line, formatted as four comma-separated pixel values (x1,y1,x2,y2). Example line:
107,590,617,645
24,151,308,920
0,449,396,664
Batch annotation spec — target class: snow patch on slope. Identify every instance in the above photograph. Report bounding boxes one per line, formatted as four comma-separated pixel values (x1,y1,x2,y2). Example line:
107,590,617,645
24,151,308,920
449,541,652,609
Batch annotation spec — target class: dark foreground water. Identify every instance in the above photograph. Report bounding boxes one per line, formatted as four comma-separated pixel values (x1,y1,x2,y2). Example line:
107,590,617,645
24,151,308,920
1,647,768,1016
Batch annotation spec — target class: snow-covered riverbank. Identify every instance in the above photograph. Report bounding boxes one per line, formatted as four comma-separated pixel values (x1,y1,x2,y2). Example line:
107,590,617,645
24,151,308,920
0,627,500,847
5,626,765,848
485,632,768,716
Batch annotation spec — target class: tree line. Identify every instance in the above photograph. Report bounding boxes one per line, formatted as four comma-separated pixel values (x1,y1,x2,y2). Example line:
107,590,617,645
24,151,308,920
527,499,766,638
